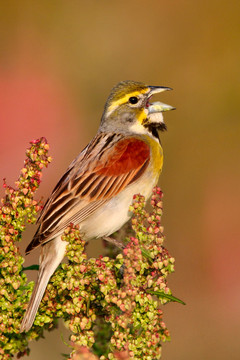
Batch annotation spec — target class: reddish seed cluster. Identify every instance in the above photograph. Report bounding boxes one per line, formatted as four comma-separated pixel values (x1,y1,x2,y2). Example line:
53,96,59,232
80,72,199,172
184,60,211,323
0,138,52,358
62,188,174,360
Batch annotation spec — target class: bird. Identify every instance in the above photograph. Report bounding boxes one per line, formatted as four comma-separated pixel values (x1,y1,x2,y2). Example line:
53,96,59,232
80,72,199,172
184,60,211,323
20,80,174,332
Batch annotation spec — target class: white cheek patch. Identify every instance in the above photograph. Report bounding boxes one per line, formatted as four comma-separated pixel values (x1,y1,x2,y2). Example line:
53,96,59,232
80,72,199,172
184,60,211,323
148,112,164,124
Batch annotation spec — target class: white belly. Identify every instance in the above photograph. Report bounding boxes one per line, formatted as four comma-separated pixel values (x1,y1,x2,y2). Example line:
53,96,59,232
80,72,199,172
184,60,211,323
79,170,159,239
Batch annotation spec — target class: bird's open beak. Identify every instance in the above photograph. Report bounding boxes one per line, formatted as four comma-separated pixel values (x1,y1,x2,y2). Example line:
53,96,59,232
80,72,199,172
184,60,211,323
146,86,175,127
149,85,172,95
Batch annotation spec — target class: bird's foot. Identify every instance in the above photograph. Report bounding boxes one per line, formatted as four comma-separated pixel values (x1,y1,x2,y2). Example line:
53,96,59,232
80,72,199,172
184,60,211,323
102,236,125,249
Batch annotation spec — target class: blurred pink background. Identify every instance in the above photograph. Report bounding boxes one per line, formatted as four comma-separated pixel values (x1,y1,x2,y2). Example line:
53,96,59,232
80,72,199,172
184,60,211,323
0,1,240,359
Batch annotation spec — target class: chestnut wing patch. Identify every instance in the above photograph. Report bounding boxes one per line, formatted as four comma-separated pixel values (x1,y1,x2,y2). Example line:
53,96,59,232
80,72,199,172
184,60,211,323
97,138,150,177
69,137,151,201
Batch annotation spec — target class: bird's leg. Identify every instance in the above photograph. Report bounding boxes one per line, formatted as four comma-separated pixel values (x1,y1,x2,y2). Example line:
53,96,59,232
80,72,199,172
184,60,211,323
102,236,125,250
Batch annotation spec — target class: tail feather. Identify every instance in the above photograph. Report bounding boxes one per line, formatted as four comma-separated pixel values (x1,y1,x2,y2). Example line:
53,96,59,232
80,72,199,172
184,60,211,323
20,237,66,333
20,268,53,332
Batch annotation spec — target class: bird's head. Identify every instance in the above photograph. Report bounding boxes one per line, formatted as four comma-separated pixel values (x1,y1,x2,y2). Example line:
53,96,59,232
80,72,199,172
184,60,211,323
100,80,175,138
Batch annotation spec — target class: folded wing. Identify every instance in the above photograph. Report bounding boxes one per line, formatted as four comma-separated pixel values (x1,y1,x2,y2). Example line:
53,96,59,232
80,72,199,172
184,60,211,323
26,133,150,253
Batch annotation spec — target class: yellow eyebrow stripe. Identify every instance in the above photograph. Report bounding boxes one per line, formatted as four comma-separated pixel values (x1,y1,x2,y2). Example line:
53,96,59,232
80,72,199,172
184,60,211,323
108,88,149,112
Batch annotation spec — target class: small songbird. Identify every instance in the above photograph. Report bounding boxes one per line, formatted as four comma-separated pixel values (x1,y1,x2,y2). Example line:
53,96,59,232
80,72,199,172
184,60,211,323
20,80,174,332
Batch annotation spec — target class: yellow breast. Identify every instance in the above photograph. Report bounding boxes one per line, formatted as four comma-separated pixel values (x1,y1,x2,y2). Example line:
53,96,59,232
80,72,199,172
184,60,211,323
144,135,163,178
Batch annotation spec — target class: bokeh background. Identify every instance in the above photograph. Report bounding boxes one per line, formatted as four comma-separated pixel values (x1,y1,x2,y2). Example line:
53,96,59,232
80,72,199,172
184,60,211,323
1,1,240,359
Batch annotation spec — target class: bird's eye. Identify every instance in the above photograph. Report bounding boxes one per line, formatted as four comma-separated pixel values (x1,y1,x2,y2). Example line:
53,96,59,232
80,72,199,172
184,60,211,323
129,96,139,104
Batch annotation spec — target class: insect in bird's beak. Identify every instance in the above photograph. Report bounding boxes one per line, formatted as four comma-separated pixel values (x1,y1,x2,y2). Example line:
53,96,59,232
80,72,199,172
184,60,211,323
146,86,175,125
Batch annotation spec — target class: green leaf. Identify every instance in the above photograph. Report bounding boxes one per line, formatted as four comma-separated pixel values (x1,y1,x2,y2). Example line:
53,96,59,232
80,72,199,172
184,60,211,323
147,290,186,305
22,264,39,271
140,248,153,263
61,354,69,359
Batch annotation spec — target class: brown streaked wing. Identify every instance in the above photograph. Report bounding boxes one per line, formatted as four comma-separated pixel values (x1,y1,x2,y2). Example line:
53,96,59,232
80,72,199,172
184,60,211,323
36,145,88,224
26,134,150,253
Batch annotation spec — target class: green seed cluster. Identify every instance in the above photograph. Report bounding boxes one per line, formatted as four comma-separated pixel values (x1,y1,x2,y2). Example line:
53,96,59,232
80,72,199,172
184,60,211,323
98,188,173,360
0,138,51,358
57,188,174,359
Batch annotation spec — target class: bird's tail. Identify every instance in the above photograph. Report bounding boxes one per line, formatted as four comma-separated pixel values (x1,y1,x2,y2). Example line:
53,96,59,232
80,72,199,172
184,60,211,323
20,237,66,333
